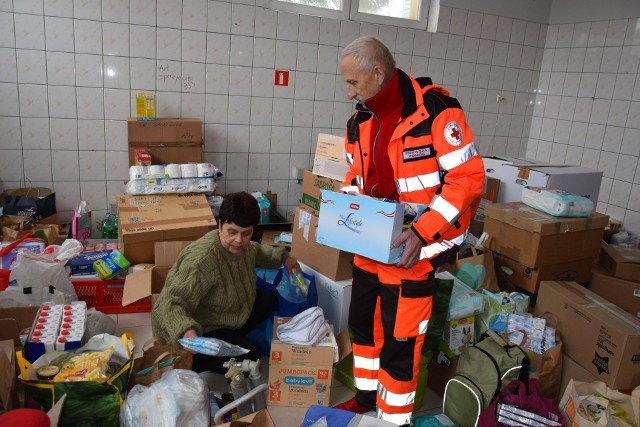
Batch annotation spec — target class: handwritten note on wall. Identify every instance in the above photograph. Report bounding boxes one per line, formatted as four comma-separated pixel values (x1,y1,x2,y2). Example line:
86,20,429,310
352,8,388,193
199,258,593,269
158,63,196,90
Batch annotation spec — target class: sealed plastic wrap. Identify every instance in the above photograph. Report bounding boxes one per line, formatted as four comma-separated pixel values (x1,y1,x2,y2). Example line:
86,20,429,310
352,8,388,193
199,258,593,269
521,187,594,217
178,337,249,357
120,369,209,427
125,177,217,195
435,271,483,321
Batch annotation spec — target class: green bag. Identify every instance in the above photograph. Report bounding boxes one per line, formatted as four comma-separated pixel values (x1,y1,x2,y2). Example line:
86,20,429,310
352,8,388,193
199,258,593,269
19,333,134,427
442,329,526,427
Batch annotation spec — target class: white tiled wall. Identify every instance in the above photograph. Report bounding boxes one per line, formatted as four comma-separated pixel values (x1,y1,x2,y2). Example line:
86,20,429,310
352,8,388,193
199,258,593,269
5,1,638,237
0,0,545,229
526,18,640,233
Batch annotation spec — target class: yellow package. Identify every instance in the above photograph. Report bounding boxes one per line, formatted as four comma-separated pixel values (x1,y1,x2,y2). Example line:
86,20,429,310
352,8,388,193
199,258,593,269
135,92,156,121
53,346,115,382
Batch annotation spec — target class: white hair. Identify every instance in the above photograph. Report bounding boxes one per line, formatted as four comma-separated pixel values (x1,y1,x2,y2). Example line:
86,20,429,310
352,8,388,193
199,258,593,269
340,36,396,75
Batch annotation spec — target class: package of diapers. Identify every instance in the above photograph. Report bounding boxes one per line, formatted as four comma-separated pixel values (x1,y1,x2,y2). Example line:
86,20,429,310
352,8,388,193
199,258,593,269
521,186,594,217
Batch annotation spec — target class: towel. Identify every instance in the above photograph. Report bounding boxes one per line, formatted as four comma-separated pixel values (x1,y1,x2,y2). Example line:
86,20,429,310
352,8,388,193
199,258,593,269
277,306,331,346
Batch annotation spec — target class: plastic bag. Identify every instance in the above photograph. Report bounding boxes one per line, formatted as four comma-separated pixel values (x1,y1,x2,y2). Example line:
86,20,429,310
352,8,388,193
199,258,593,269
120,369,209,427
85,308,118,338
256,266,318,317
72,200,92,243
178,337,249,357
1,239,82,306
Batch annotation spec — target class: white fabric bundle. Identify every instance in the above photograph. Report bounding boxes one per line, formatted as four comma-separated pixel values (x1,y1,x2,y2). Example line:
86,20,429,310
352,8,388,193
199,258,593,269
277,306,331,346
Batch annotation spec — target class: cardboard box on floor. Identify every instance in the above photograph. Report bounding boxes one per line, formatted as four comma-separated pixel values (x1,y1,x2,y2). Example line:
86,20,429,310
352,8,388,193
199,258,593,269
484,202,608,267
559,353,598,398
127,118,203,166
589,266,640,318
267,316,351,408
533,280,640,390
117,194,216,264
598,243,640,282
123,240,194,308
292,206,353,282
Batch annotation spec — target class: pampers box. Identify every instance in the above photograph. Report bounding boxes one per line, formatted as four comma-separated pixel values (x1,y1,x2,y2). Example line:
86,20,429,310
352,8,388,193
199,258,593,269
316,190,425,264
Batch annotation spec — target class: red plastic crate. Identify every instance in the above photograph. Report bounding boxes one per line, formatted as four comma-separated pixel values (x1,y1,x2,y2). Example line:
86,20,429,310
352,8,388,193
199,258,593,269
72,278,151,314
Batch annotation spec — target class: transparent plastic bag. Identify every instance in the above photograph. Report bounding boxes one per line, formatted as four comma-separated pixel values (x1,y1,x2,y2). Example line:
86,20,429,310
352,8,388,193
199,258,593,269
178,337,249,357
85,308,118,338
120,369,209,427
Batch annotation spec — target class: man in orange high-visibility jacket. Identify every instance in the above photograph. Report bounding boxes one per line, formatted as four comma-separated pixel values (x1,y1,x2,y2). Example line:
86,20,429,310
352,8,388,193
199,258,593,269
333,36,485,426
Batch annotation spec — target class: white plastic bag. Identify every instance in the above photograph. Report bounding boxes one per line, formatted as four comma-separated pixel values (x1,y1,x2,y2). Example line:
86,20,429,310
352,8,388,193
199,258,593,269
120,369,209,427
1,239,83,307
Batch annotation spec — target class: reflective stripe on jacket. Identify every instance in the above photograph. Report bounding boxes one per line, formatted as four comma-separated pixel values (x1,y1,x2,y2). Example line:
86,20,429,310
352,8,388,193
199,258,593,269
341,70,485,276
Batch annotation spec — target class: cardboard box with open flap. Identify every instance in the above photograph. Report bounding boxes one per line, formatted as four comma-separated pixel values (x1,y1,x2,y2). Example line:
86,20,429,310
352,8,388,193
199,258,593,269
123,240,194,308
267,316,351,408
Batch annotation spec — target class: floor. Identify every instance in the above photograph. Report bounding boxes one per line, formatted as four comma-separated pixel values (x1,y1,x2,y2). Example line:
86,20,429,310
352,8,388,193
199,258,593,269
112,312,444,426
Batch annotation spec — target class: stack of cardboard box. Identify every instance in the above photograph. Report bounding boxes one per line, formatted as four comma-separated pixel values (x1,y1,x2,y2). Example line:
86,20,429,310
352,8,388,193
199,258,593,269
290,133,355,338
483,202,608,304
589,243,640,318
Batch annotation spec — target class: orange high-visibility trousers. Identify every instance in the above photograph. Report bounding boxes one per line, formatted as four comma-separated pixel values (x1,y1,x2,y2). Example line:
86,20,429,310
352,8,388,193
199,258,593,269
349,256,435,426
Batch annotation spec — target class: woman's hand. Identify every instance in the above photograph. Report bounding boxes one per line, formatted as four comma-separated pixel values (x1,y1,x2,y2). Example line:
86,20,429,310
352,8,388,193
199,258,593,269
283,254,302,274
181,329,198,354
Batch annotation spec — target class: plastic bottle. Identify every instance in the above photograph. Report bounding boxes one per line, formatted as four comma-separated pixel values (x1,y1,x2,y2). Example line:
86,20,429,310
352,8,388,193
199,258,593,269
208,391,220,420
101,204,119,239
291,267,309,297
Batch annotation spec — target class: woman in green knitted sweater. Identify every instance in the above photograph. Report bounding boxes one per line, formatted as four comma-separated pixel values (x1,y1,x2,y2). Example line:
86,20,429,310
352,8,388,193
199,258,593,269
152,192,300,373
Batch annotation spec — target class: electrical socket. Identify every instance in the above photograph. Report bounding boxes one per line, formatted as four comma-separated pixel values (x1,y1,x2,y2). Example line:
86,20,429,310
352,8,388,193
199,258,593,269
496,94,506,103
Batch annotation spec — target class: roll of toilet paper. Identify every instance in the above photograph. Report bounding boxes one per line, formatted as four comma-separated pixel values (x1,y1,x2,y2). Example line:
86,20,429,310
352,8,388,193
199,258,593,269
197,163,215,177
165,163,182,178
129,165,147,181
181,163,198,178
148,165,165,176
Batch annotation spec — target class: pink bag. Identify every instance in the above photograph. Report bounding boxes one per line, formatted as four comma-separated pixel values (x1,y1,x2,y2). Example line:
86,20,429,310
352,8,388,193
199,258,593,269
477,379,564,427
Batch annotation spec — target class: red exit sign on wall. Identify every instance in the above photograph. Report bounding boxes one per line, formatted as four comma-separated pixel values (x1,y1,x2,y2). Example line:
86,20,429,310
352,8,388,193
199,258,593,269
274,70,289,86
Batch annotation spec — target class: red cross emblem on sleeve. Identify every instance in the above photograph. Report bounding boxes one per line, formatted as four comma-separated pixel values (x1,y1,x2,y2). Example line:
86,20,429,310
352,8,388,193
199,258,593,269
444,122,463,146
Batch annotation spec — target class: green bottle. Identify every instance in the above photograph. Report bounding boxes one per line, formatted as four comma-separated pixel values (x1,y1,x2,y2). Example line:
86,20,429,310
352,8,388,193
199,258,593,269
101,204,119,239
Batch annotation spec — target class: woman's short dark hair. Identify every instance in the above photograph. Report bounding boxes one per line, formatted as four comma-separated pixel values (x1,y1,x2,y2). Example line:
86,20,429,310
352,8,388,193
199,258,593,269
219,192,261,228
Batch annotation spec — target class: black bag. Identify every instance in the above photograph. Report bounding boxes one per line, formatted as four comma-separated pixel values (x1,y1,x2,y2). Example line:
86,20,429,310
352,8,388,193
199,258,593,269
3,187,57,221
